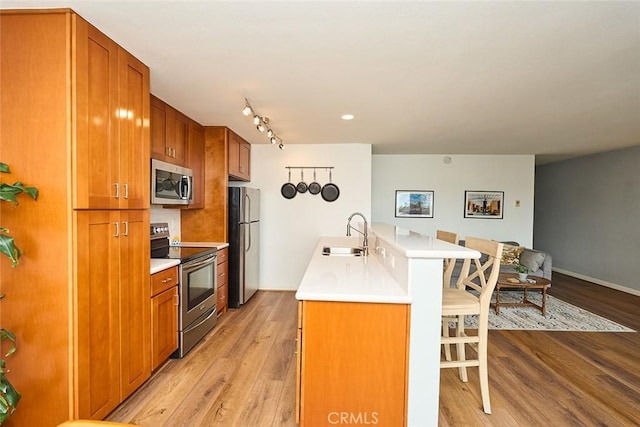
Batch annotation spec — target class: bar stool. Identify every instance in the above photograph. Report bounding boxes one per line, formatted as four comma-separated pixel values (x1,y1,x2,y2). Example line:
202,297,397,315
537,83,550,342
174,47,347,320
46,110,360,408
440,237,503,414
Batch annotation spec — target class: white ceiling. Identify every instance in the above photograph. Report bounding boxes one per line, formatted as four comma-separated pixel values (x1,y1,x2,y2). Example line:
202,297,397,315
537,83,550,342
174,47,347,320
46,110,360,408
3,1,640,164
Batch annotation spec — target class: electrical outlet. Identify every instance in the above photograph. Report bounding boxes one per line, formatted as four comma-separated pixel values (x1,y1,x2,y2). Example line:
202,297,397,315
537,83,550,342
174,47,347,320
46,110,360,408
515,200,521,207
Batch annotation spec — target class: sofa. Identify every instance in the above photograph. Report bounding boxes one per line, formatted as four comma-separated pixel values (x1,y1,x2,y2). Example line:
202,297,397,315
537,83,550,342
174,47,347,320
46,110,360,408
449,240,552,286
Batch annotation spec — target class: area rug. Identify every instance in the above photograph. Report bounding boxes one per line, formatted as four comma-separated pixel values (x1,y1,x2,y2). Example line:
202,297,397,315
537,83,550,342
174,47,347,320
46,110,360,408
461,291,635,332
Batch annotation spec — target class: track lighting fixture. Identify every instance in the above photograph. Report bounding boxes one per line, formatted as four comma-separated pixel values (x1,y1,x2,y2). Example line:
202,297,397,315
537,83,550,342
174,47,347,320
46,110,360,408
242,100,253,116
242,98,284,149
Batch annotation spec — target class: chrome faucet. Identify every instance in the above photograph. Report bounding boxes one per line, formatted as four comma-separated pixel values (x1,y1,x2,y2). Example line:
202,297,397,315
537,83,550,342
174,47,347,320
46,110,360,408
346,212,369,256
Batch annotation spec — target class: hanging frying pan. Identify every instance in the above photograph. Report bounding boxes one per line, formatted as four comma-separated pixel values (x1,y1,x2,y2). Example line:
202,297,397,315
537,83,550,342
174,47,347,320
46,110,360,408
308,169,321,195
296,170,308,194
321,169,340,202
281,169,297,199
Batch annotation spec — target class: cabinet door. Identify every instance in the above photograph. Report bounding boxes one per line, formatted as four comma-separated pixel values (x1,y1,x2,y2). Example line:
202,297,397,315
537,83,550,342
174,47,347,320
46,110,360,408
300,301,409,427
150,95,168,161
151,286,178,370
238,139,251,179
186,119,205,209
119,210,151,398
74,22,119,209
166,104,189,166
75,211,121,420
117,49,150,209
228,130,251,181
228,130,241,178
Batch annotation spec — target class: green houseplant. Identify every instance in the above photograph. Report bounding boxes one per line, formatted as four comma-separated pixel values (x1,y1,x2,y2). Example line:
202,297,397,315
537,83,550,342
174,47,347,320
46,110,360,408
0,162,38,423
513,262,530,281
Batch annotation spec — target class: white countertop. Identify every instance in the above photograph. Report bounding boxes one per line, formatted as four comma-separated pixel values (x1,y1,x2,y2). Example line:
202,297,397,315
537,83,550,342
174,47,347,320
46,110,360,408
295,236,411,304
371,223,480,259
179,241,229,249
150,258,180,274
295,225,480,304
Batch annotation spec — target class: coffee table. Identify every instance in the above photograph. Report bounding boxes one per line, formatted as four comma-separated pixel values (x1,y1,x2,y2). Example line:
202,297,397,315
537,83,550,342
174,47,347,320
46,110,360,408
491,273,552,315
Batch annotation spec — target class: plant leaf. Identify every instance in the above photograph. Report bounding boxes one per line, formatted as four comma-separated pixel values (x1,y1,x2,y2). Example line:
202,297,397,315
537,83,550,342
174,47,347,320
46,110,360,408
0,234,20,266
0,163,9,173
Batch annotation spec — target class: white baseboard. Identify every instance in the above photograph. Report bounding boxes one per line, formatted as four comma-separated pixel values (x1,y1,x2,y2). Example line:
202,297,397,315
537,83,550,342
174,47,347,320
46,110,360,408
553,267,640,297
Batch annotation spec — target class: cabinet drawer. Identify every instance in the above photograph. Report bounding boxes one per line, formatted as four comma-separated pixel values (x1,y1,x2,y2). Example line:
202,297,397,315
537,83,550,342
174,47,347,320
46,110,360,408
151,266,178,296
217,261,228,288
216,247,228,264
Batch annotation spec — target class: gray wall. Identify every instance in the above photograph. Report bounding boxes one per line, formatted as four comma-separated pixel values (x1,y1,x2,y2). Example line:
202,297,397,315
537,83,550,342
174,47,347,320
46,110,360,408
534,146,640,293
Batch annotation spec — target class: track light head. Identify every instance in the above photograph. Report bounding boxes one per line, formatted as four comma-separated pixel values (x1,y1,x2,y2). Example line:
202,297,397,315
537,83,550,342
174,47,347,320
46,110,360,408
253,115,261,125
267,129,274,138
257,123,265,133
279,142,285,150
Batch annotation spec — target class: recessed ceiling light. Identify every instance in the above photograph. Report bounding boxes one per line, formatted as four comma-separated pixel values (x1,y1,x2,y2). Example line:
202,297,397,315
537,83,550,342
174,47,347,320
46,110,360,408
341,114,355,121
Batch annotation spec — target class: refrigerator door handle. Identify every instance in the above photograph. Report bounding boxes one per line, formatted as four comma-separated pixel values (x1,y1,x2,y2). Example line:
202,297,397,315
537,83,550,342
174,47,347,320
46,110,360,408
245,192,252,252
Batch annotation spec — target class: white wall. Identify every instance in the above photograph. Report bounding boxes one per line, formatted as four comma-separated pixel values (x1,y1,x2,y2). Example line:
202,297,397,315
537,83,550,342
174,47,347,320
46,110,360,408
245,144,372,290
371,154,535,246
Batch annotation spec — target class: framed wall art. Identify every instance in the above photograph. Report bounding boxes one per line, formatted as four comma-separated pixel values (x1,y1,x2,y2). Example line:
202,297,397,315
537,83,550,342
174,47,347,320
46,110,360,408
395,190,434,218
464,191,504,219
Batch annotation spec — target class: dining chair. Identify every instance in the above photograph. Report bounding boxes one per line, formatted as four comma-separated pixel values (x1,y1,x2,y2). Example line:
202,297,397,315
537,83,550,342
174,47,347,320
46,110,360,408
436,230,459,288
436,229,460,362
440,236,504,414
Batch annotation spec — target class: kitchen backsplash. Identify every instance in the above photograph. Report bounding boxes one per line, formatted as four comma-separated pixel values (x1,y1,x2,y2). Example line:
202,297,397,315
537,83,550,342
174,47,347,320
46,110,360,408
150,206,181,244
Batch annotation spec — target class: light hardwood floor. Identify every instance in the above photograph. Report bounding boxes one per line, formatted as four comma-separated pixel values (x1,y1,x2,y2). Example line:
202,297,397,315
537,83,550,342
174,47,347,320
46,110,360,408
108,273,640,426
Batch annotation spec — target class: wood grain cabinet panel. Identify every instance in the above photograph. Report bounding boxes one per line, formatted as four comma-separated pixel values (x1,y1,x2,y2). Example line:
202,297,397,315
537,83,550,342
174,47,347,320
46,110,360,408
75,210,151,420
216,248,229,315
150,94,189,166
151,266,178,296
0,10,151,426
297,300,410,427
228,130,251,181
151,285,178,371
75,22,149,209
186,119,205,209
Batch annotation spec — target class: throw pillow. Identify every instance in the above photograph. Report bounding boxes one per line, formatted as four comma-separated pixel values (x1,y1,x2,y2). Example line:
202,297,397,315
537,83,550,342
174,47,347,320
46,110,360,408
500,244,524,265
519,249,546,272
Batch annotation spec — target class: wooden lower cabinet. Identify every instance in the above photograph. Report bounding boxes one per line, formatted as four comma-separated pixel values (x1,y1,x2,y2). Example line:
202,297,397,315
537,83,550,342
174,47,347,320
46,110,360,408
75,210,151,420
296,300,410,427
216,247,229,315
151,284,178,370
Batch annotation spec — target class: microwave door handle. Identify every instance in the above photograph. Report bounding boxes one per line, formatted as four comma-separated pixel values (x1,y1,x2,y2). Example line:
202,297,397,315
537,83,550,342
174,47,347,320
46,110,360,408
187,175,193,201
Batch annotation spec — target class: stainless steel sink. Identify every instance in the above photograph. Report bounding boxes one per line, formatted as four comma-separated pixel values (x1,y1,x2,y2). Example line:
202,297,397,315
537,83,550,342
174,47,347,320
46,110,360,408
322,246,364,256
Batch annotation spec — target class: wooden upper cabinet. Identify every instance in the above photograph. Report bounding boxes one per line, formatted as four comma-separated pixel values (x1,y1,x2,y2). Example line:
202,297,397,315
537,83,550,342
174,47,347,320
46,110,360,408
74,21,150,209
228,130,251,181
117,50,150,209
150,95,168,160
187,119,205,209
150,94,188,166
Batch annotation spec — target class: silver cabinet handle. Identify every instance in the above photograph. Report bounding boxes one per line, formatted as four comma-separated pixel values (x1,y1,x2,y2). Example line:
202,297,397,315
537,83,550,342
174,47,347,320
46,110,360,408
123,183,129,199
114,222,119,237
114,183,120,199
123,221,129,237
162,277,173,284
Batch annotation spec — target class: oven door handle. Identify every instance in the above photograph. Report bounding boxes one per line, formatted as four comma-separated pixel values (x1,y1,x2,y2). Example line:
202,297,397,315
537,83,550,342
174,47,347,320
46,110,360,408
182,254,217,271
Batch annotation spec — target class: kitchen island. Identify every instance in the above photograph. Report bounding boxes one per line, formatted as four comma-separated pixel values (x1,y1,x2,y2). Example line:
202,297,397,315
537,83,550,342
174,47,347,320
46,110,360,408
295,223,479,426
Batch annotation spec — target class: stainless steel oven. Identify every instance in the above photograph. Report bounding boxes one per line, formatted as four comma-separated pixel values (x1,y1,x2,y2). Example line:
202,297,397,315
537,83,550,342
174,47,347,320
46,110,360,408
151,223,217,358
178,251,217,357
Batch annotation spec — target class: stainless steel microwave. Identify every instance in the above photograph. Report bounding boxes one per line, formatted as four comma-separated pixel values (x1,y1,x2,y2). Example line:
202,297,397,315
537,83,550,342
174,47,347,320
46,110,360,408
151,159,194,205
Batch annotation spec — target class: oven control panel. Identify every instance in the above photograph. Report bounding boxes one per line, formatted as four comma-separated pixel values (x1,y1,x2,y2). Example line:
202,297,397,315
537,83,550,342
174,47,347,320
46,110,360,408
151,222,170,240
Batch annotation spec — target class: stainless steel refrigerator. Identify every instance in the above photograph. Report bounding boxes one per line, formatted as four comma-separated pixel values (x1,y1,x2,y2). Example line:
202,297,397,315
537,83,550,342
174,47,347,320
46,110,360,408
228,187,260,308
